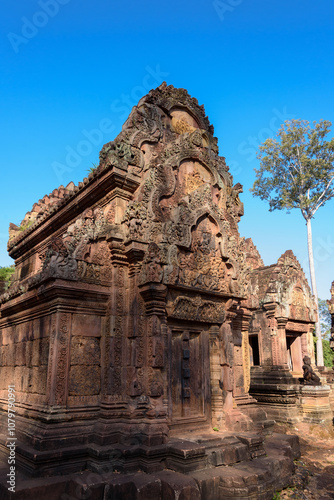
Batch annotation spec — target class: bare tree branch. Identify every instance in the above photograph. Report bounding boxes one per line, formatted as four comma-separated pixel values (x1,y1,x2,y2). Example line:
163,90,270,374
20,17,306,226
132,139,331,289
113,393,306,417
310,175,334,218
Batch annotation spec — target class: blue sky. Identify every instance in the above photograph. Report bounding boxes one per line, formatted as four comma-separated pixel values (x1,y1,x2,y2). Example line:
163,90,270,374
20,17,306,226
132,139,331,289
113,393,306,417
1,0,333,299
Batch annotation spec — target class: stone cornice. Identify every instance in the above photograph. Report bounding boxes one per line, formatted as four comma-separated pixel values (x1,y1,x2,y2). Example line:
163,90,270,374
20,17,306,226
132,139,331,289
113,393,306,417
0,278,109,321
8,165,140,260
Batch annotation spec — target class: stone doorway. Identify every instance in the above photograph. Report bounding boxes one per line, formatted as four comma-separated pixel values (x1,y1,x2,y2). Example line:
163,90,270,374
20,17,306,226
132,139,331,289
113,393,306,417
249,334,260,366
286,331,303,374
168,325,211,430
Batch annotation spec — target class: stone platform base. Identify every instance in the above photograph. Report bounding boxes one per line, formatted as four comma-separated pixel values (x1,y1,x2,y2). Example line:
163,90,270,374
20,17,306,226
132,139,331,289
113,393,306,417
251,384,333,425
316,369,334,419
250,367,333,425
300,385,333,424
0,432,300,500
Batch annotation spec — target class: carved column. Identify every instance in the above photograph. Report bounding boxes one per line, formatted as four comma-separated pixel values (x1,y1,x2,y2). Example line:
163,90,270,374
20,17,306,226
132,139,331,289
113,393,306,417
107,235,128,401
264,303,289,368
220,305,235,412
233,307,256,406
209,324,224,428
276,317,289,369
231,307,247,398
240,311,252,394
139,282,167,411
307,324,316,365
46,311,71,407
125,241,147,399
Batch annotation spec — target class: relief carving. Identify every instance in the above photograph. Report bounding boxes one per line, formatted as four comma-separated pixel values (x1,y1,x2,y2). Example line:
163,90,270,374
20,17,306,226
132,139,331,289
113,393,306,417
40,237,78,280
169,295,225,323
139,243,163,284
55,313,71,406
2,83,321,459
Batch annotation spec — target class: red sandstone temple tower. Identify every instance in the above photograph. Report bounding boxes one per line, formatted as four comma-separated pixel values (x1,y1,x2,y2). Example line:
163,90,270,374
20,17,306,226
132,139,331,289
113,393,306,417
0,84,303,498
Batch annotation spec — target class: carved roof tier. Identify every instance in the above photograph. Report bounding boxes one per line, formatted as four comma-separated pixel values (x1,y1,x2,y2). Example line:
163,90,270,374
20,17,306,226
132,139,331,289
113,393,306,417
249,250,316,322
3,84,260,307
7,83,232,260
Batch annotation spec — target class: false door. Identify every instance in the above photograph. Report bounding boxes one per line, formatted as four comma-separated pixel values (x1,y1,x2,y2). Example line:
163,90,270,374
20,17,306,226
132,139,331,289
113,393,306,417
169,326,210,427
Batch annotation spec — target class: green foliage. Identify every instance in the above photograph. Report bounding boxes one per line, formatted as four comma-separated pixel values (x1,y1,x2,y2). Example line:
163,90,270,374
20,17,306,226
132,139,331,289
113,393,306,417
0,265,15,288
318,297,331,340
252,119,334,366
323,339,334,367
251,119,334,221
87,162,98,174
212,426,219,432
313,335,334,367
18,219,34,232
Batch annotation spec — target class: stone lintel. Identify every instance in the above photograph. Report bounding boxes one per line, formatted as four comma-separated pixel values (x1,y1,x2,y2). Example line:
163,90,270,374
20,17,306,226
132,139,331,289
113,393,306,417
285,320,310,333
166,283,243,302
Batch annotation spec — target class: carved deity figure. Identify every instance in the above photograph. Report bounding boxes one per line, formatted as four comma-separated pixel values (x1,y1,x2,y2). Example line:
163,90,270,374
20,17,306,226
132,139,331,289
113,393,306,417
302,356,321,386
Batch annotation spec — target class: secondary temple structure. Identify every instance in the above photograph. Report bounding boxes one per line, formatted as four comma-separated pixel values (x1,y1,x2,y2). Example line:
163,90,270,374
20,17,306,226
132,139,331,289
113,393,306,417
0,84,329,499
329,281,334,350
248,253,332,424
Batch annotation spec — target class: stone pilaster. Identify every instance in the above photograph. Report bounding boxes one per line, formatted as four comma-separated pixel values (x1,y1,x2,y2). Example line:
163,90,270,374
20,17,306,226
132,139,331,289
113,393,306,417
46,311,71,407
276,317,289,369
209,324,224,429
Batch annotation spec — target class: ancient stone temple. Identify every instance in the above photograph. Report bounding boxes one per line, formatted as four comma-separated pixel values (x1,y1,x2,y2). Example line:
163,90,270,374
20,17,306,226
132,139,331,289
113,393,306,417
247,252,332,425
0,84,304,499
248,250,316,373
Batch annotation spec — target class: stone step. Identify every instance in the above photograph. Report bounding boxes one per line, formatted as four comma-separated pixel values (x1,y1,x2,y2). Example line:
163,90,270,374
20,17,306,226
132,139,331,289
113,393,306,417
190,452,295,499
0,456,290,500
0,432,300,500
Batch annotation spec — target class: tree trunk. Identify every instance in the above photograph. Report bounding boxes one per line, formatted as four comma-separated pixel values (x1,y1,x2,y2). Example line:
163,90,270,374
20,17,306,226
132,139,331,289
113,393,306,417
306,217,324,366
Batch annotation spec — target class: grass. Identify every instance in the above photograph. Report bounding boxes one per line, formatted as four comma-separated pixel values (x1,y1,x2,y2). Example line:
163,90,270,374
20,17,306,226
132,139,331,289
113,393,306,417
18,219,34,232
